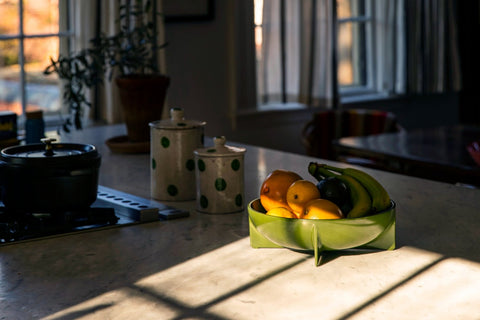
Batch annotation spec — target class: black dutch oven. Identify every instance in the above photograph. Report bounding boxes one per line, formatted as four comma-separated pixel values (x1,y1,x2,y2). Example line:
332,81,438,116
0,138,101,212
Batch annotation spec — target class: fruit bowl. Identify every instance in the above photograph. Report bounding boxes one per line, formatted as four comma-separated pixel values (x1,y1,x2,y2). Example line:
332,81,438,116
248,198,396,266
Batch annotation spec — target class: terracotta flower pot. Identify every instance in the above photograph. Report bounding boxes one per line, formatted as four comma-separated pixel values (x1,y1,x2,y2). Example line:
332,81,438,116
116,75,170,142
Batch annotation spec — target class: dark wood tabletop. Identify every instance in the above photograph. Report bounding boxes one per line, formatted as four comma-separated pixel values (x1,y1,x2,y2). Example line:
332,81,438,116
333,125,480,186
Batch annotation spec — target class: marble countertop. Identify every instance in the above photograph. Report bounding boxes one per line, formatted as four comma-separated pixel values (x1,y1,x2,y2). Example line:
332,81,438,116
1,124,480,319
333,125,480,186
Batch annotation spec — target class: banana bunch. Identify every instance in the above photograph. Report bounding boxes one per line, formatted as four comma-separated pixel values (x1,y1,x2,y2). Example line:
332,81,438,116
308,162,391,218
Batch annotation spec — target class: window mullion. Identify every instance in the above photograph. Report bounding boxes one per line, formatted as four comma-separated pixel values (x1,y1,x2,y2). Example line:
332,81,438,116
280,0,287,103
26,32,74,39
0,34,20,40
0,32,74,41
338,16,370,23
366,0,375,91
18,0,26,117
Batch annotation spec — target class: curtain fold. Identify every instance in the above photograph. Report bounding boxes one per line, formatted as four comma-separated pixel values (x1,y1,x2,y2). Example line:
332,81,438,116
73,0,167,125
405,0,461,94
72,0,97,125
99,0,121,124
373,0,406,95
260,0,336,109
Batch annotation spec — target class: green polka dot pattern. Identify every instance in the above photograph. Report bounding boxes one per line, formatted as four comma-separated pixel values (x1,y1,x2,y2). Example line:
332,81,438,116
200,195,208,208
194,156,246,213
193,137,245,213
150,108,205,201
167,185,178,196
197,159,206,172
235,194,243,207
186,159,195,171
215,178,227,191
161,137,170,148
231,159,240,171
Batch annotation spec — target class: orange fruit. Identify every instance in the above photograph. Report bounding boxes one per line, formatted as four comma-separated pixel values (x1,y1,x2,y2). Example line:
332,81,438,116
266,207,297,219
260,169,302,211
303,199,344,220
286,180,321,217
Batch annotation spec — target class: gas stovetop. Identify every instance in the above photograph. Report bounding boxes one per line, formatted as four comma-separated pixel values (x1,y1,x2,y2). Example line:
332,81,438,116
0,186,189,245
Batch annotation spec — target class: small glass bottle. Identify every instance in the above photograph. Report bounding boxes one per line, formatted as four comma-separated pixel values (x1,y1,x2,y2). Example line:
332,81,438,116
25,109,45,144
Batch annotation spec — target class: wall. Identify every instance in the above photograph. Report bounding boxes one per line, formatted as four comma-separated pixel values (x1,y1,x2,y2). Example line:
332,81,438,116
164,1,234,138
164,2,461,155
457,0,480,125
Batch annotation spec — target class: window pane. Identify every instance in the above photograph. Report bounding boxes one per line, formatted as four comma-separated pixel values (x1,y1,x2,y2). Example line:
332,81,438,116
0,39,22,114
337,0,365,19
337,0,353,19
24,37,60,114
0,0,19,36
23,0,59,35
338,21,366,87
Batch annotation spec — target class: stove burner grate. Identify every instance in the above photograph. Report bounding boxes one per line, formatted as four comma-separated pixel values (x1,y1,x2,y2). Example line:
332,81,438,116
0,185,188,245
0,207,118,243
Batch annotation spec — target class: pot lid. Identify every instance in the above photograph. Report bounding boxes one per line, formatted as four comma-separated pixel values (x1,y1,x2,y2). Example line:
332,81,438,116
149,108,206,130
194,136,246,157
1,138,98,162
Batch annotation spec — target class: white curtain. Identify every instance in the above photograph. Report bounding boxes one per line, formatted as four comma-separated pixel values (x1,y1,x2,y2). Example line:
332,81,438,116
369,0,461,95
72,0,168,125
260,0,336,108
260,0,461,108
373,0,406,95
70,0,97,125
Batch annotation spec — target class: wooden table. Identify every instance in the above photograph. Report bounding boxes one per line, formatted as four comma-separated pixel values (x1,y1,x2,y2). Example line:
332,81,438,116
1,124,480,319
333,125,480,187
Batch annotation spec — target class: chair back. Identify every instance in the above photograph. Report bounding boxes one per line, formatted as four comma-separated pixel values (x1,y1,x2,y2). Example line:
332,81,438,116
302,109,401,159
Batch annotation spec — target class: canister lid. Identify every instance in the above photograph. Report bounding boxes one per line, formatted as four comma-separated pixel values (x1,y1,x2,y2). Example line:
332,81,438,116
149,107,206,130
194,136,246,157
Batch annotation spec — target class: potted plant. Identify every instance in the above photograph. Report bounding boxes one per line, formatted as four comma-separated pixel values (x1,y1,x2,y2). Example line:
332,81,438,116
44,0,169,143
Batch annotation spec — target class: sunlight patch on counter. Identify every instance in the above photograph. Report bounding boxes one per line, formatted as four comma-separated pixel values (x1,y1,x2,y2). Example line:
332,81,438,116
41,243,480,320
134,237,309,307
346,256,480,319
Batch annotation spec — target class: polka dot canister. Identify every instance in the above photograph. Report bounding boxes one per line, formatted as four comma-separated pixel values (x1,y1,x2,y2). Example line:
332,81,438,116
149,108,206,201
194,136,246,214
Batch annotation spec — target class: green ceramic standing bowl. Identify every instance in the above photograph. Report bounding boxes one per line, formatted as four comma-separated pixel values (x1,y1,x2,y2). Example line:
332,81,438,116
248,198,396,265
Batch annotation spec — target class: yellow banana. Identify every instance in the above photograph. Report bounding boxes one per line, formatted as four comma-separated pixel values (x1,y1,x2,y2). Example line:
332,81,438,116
335,174,372,218
322,164,391,213
308,162,372,218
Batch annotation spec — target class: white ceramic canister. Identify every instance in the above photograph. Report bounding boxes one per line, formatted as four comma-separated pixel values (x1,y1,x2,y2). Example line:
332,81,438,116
194,136,246,214
149,108,206,201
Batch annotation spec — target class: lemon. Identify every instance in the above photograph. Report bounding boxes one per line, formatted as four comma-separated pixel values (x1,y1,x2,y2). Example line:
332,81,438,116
266,207,297,218
303,199,344,219
286,179,321,217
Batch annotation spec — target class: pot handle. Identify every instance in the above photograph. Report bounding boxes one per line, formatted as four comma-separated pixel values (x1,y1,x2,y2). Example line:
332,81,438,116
41,137,57,156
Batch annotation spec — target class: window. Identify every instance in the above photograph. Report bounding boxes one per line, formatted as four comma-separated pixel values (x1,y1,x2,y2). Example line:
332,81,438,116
253,0,382,109
337,0,372,92
0,0,72,125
